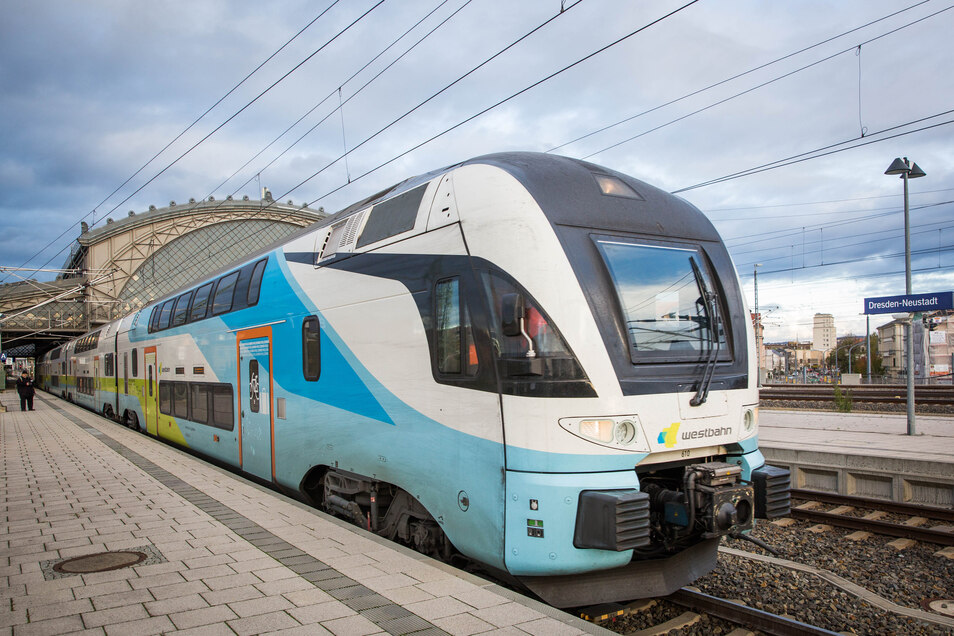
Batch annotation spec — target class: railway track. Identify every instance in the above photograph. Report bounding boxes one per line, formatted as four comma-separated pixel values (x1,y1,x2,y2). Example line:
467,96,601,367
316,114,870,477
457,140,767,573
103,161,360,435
759,383,954,407
790,489,954,546
580,588,841,635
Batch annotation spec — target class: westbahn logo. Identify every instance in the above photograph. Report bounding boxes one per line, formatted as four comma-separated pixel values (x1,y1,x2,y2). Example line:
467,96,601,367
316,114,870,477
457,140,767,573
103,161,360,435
657,423,680,448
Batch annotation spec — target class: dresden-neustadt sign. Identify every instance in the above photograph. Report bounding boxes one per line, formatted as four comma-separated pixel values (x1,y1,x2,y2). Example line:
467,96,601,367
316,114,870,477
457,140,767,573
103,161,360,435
863,291,954,315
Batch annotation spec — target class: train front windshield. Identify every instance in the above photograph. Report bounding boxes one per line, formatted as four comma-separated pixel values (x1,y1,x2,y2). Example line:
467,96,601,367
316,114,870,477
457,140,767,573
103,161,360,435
595,239,727,362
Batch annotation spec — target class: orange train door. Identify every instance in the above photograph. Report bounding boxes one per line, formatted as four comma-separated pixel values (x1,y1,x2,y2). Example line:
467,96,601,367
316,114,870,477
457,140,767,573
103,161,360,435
236,326,275,482
144,347,159,436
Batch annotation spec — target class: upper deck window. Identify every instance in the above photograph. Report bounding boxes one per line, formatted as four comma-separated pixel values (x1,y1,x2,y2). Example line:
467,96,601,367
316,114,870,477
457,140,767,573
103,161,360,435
211,272,239,316
356,184,427,248
595,239,728,363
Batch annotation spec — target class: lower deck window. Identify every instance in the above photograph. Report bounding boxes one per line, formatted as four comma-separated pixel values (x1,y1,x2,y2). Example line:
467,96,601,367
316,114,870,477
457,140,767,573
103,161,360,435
157,380,233,431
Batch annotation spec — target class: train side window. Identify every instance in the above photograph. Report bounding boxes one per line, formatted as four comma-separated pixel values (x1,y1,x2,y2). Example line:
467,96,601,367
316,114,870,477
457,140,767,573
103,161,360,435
211,384,234,430
104,353,114,376
191,384,209,424
211,272,239,316
132,348,138,377
123,353,128,395
148,364,153,396
173,382,189,418
302,316,321,381
247,259,267,306
190,282,214,322
149,306,160,332
157,299,175,330
435,278,478,376
171,291,193,327
159,382,172,415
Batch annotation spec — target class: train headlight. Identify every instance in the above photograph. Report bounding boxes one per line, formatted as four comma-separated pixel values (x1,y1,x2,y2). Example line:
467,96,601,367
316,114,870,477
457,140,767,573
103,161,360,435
579,419,614,443
614,420,637,445
560,416,648,451
741,407,758,439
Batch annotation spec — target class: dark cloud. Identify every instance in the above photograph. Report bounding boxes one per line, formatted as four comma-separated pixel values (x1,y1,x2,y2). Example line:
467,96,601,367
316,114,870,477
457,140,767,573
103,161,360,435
1,0,952,339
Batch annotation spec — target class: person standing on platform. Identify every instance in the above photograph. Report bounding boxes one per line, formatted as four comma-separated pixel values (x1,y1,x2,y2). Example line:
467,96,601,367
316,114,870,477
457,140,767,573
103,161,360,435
16,370,35,411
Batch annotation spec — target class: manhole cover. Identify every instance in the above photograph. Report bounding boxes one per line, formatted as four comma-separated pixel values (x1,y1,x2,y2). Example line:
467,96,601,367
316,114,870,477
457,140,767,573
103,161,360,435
53,551,147,574
923,599,954,617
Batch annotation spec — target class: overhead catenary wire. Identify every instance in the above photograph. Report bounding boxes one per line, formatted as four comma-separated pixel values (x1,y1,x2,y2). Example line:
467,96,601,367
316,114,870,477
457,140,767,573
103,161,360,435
544,0,933,154
5,1,386,286
294,0,703,206
0,2,342,285
128,0,477,300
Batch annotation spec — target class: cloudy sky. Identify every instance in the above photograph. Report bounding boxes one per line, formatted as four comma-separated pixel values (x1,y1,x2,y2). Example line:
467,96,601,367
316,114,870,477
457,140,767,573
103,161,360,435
2,0,952,342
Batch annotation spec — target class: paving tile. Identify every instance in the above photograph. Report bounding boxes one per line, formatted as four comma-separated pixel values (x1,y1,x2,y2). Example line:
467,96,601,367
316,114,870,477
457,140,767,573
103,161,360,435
288,600,356,624
228,594,295,618
451,588,509,610
282,587,337,607
256,577,316,597
173,622,239,636
146,579,209,601
515,617,587,636
405,596,476,621
12,614,86,636
377,585,436,606
204,571,262,591
432,612,495,636
143,592,209,615
202,585,264,605
26,597,94,622
227,610,302,636
321,613,383,636
82,603,151,628
90,589,155,611
100,615,175,636
471,602,544,628
168,603,239,630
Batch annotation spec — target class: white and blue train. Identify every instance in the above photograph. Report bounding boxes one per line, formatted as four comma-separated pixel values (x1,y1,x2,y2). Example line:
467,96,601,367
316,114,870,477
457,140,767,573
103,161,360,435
38,152,789,607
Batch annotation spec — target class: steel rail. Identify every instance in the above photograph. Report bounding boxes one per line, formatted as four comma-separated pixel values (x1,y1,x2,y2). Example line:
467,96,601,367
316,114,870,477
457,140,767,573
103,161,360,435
669,588,841,636
790,509,954,545
790,489,954,522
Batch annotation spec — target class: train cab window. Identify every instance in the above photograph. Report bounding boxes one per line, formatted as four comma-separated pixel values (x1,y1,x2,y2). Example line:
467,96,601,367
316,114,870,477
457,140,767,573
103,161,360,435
191,384,209,424
435,278,477,376
190,282,214,322
173,382,189,418
302,316,321,381
159,382,172,415
132,348,138,377
211,384,234,430
211,272,239,316
171,291,193,327
247,259,267,305
594,239,728,362
157,299,175,330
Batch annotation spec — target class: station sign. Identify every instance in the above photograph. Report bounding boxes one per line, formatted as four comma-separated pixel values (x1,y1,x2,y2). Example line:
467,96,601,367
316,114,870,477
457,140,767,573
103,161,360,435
864,291,954,315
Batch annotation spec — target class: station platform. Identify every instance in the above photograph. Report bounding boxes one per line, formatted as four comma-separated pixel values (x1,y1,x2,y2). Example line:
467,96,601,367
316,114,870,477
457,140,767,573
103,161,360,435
759,410,954,507
0,391,605,636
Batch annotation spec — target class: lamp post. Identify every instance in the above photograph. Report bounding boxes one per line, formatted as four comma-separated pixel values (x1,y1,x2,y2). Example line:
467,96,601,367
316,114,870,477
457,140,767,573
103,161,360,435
885,157,926,435
754,263,762,386
847,341,866,375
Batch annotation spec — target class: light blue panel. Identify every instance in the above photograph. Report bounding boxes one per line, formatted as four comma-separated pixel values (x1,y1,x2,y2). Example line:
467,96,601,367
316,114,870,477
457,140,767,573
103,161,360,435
505,444,648,473
727,438,764,481
505,470,640,576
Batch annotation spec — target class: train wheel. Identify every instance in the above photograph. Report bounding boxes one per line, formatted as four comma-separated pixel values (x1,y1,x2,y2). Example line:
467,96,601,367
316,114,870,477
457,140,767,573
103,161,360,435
126,412,140,431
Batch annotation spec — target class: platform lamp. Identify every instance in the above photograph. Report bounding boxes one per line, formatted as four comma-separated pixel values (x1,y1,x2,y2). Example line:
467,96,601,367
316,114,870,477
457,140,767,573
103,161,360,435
885,157,926,435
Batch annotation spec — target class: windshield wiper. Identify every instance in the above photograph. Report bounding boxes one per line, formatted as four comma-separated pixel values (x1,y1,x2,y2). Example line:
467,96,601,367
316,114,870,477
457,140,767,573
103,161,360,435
689,256,720,406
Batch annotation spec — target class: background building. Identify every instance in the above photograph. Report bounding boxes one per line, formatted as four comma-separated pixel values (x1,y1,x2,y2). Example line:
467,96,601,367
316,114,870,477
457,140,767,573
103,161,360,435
812,313,836,353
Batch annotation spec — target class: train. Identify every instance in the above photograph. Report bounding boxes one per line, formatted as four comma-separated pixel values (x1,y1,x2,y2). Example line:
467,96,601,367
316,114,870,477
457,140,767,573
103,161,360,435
37,152,790,607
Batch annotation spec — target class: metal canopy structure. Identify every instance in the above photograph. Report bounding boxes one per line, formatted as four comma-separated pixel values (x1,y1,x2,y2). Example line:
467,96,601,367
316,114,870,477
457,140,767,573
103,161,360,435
1,197,324,358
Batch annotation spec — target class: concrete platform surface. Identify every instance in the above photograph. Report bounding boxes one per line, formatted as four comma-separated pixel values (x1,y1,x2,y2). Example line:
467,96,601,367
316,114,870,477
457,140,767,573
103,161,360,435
759,409,954,463
759,410,954,506
1,392,606,636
